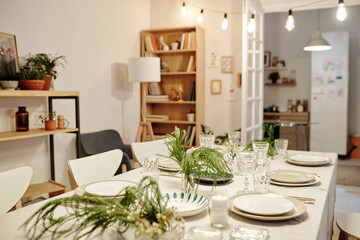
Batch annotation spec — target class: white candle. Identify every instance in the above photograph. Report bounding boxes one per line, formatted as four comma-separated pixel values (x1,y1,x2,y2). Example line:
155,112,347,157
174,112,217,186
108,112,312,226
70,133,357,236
209,194,229,228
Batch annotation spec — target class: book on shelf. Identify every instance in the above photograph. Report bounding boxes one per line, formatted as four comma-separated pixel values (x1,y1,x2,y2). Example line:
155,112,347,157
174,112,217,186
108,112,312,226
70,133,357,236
185,125,192,143
187,81,195,101
145,35,159,52
146,114,169,121
180,31,196,50
147,82,163,95
187,56,195,72
146,95,169,101
188,126,196,146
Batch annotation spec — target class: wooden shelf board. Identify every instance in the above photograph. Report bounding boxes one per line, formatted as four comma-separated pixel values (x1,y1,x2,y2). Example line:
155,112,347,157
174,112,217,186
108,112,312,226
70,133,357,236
150,120,195,124
265,83,296,86
146,100,195,104
264,112,309,116
161,72,196,76
0,90,79,97
264,67,287,71
0,128,79,142
148,49,195,55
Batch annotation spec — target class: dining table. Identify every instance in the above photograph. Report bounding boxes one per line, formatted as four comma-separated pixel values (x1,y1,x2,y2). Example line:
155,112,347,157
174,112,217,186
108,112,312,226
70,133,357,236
0,150,337,240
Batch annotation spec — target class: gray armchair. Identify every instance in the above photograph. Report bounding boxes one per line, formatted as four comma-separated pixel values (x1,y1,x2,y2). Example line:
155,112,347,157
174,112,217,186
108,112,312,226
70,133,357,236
80,129,134,175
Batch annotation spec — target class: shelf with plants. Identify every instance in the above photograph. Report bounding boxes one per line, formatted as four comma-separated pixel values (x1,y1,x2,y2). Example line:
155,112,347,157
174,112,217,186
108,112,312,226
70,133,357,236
141,26,204,146
0,128,79,142
264,66,287,71
265,82,296,86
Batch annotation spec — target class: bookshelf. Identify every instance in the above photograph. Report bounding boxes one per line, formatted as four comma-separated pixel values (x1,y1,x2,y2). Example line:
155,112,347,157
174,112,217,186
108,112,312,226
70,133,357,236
141,26,204,146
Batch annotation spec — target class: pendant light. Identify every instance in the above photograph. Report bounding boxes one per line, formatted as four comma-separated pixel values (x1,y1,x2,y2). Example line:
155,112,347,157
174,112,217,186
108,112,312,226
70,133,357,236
181,2,186,16
285,9,295,31
221,13,228,31
303,10,331,51
197,9,204,24
247,14,255,33
336,0,347,21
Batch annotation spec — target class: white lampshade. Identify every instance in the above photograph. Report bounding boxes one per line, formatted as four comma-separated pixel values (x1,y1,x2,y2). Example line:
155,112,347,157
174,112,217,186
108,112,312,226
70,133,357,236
303,30,332,51
128,57,161,83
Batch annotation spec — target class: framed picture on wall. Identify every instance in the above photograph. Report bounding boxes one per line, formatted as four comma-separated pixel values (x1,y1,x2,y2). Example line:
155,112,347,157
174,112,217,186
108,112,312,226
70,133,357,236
0,32,19,80
221,56,233,73
264,51,271,68
211,79,221,94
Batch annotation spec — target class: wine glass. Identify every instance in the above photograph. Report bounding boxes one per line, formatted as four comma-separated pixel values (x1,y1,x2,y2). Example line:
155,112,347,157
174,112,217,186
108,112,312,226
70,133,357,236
228,131,241,146
275,139,288,160
237,151,256,193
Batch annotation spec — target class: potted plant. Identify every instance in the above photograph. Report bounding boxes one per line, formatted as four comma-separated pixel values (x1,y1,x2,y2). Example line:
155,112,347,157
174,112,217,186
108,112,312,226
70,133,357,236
163,127,230,193
32,53,66,90
38,111,57,131
186,109,195,122
268,72,280,84
18,54,47,90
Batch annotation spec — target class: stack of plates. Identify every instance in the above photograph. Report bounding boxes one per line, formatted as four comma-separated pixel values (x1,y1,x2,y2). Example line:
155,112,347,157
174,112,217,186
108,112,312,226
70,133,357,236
270,169,320,187
286,154,332,166
162,192,208,217
158,158,181,172
230,193,306,221
75,180,137,198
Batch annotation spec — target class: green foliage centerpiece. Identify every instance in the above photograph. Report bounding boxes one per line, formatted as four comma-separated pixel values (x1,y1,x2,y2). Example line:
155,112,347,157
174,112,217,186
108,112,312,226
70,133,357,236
163,127,230,193
22,176,184,240
244,123,279,156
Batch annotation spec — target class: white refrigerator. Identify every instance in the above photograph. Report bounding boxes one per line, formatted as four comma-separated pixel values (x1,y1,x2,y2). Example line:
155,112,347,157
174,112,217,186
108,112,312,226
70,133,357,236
310,31,349,155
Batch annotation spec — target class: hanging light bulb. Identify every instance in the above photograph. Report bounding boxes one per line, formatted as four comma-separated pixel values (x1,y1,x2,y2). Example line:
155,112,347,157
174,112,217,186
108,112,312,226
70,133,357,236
181,2,186,16
197,9,204,24
221,13,228,30
336,0,347,21
285,9,295,31
247,14,255,33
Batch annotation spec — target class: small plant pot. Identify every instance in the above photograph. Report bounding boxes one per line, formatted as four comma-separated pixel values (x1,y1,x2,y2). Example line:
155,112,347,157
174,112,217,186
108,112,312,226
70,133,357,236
45,120,56,131
187,113,195,122
19,80,45,90
43,75,53,90
0,80,18,90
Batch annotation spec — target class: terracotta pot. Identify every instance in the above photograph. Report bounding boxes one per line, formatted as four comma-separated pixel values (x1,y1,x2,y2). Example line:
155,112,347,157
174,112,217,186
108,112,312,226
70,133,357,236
19,80,45,90
43,75,53,90
45,120,56,131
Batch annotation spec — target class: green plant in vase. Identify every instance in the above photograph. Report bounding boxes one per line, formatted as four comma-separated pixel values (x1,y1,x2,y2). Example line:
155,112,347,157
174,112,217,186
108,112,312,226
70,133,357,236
244,123,279,157
22,176,185,240
163,127,230,193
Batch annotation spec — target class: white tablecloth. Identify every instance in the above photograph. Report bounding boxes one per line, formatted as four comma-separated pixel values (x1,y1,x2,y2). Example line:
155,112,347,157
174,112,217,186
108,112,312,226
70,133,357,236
0,150,337,239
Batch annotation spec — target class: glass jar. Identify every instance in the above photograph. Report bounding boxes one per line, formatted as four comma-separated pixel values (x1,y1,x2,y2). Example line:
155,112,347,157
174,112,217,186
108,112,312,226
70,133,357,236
16,106,29,131
290,70,296,83
287,100,293,113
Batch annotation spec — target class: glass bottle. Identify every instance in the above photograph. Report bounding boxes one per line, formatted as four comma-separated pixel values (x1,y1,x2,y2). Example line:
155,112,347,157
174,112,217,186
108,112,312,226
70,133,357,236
287,99,293,113
16,106,29,131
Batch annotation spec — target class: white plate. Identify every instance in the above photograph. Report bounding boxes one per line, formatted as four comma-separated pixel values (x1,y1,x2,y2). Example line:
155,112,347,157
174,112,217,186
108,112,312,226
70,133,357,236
232,193,294,216
271,175,321,187
85,181,137,197
287,154,331,166
158,158,181,172
162,192,208,217
271,169,315,183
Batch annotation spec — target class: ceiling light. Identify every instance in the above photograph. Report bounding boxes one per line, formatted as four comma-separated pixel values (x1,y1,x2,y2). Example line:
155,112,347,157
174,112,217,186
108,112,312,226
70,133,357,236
222,13,228,31
336,0,347,21
197,9,204,24
285,9,295,31
303,30,332,51
181,2,186,16
247,14,255,33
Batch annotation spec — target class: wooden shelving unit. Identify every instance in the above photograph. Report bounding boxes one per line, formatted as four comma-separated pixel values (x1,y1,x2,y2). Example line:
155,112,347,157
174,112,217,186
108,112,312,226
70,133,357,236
265,82,296,86
141,26,204,146
0,90,80,180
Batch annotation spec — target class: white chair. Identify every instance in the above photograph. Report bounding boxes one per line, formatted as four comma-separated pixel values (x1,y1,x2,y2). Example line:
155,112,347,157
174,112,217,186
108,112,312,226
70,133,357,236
67,149,123,190
0,166,33,215
336,212,360,240
131,139,169,167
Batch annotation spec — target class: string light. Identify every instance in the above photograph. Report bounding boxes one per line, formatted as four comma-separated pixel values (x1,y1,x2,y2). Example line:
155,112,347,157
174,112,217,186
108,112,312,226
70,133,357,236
221,13,228,30
197,9,204,24
181,2,186,16
285,9,295,31
336,0,347,21
247,14,255,33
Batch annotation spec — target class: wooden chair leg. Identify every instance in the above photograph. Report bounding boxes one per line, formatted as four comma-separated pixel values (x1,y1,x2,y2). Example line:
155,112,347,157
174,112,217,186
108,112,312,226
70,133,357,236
121,164,127,173
339,230,348,240
135,124,144,142
146,122,155,141
15,200,22,210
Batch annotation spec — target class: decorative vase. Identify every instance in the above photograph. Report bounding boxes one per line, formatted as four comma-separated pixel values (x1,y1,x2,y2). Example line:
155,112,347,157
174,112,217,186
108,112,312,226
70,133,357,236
43,75,53,90
19,80,45,90
0,80,19,90
181,173,195,193
45,120,56,131
16,106,29,132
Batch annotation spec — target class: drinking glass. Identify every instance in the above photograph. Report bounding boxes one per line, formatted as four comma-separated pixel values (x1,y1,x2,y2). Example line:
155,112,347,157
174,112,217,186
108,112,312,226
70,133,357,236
237,151,256,193
275,139,288,160
199,134,215,148
253,169,271,194
142,157,159,182
228,131,241,146
252,142,269,161
229,225,269,240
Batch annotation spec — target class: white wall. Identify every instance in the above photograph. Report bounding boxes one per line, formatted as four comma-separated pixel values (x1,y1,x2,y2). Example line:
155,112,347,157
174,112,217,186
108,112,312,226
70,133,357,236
150,0,243,135
0,0,151,189
264,5,360,137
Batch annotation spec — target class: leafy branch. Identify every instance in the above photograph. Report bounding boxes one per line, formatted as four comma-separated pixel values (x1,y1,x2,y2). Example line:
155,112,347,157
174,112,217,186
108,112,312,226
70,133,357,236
244,123,279,156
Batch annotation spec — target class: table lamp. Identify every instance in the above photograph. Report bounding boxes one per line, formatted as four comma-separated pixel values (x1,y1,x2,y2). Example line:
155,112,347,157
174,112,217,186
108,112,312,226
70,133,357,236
128,57,161,142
